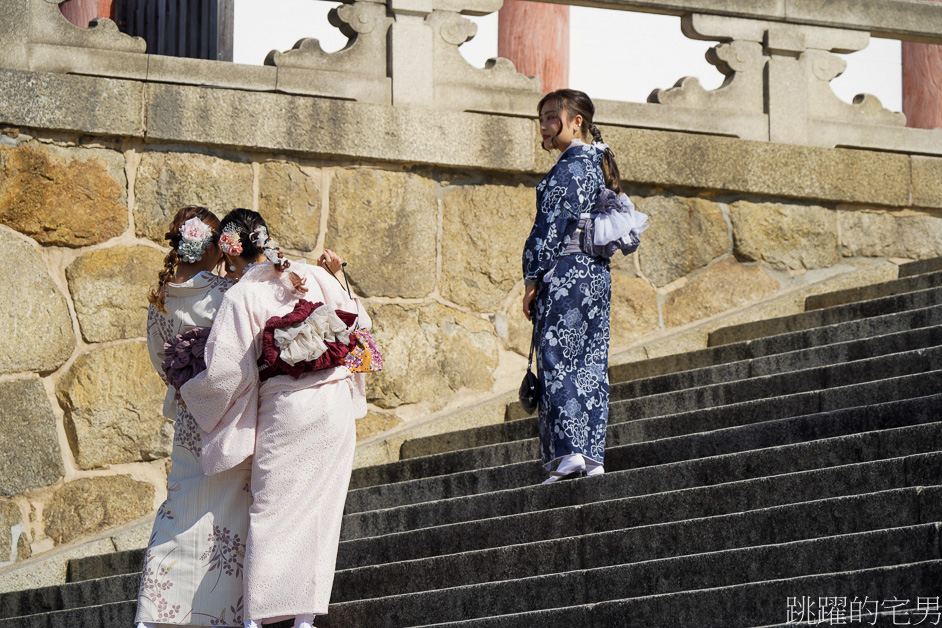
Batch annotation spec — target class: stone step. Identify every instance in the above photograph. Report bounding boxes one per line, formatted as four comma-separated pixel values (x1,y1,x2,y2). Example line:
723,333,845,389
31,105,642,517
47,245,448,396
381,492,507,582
505,301,942,421
338,445,942,569
708,285,942,347
319,526,942,627
0,599,136,628
66,550,144,584
0,571,137,622
413,561,942,628
330,487,941,604
350,359,942,491
898,256,942,278
805,269,942,311
583,560,942,628
345,380,942,516
407,324,942,460
342,394,942,541
11,483,937,620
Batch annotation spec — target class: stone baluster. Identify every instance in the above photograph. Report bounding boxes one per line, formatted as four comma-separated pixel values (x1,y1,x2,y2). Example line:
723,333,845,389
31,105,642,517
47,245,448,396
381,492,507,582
389,0,437,106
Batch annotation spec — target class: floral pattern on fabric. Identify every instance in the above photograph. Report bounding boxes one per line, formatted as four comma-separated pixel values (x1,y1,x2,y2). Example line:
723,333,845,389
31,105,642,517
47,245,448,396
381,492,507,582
201,525,246,590
523,143,611,468
139,543,187,624
137,272,250,628
533,255,611,466
173,397,203,458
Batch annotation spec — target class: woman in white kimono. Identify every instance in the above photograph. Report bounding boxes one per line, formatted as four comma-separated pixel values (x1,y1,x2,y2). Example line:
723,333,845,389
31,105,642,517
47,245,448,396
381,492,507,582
137,206,252,628
180,209,369,628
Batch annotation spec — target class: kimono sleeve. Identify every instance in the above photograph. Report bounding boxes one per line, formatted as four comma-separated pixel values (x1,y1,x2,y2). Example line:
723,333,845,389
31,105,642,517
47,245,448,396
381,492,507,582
522,151,599,284
180,287,260,474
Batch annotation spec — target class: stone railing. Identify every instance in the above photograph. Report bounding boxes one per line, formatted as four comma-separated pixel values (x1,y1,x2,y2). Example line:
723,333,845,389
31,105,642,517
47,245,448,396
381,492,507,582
2,0,941,154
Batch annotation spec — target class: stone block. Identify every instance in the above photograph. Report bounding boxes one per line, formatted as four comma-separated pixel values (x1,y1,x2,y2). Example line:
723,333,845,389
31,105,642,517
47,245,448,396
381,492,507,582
0,69,144,138
912,156,942,210
43,477,154,546
146,55,278,91
66,245,166,343
0,230,74,374
0,499,28,565
356,411,406,442
327,169,438,298
609,274,660,350
0,142,127,247
495,282,533,358
0,377,64,497
258,162,321,252
636,195,728,287
56,342,170,470
143,82,543,174
839,210,942,259
604,126,913,208
663,257,780,327
133,151,253,244
440,183,535,312
730,201,839,270
366,302,498,408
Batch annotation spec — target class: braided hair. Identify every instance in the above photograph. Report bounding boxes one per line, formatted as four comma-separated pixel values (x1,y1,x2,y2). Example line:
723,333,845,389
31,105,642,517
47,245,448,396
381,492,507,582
148,206,220,314
218,208,307,294
537,89,622,194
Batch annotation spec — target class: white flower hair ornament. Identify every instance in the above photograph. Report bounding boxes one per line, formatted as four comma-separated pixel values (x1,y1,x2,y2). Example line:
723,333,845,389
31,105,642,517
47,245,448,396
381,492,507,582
252,226,283,265
177,217,214,263
219,223,244,257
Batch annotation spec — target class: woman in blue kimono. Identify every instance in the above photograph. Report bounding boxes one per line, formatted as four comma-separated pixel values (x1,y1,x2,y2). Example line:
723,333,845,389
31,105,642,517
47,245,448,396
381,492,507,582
522,89,624,483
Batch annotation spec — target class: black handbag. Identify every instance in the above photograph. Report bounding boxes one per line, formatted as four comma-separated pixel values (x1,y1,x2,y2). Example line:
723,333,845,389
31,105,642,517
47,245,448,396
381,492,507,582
518,321,540,413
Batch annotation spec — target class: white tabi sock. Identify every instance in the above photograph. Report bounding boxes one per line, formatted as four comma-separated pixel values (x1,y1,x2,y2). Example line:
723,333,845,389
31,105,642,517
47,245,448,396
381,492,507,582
585,458,604,476
244,621,260,628
137,623,157,628
555,453,585,475
294,614,315,628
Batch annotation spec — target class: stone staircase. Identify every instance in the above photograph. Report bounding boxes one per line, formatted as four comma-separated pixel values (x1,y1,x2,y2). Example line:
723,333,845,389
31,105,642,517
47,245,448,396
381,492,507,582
2,257,942,627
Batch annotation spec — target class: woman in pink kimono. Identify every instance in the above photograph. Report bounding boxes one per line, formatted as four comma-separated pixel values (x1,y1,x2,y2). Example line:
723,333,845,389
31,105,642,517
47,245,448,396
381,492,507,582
138,206,251,628
180,209,370,628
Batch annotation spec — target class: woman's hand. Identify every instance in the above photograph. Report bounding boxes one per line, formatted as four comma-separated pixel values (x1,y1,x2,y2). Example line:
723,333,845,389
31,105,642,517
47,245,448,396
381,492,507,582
318,249,343,274
522,284,538,322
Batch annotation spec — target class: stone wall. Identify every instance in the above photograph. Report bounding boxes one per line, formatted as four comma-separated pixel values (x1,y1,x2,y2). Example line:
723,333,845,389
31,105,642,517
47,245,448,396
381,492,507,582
2,106,942,569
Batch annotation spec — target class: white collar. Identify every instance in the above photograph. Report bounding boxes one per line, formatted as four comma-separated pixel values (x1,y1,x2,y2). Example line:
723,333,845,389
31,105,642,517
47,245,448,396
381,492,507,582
556,138,609,162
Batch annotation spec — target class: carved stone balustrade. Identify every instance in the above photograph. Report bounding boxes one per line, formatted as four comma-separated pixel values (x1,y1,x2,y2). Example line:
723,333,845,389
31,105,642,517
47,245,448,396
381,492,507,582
0,0,940,155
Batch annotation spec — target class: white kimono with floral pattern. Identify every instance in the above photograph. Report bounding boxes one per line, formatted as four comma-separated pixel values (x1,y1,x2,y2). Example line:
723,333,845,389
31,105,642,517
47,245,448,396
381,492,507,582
181,261,369,624
137,271,252,627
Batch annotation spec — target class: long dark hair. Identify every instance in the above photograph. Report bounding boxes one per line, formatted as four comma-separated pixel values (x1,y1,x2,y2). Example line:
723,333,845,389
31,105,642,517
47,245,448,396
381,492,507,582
537,89,622,194
148,206,220,313
219,208,307,294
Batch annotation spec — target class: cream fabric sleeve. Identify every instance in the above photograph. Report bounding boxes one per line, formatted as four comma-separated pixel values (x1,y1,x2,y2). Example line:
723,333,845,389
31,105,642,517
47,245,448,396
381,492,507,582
180,285,261,475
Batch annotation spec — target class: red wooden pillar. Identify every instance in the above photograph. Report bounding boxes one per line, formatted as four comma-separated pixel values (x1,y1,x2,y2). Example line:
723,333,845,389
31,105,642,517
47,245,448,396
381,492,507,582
498,1,569,93
60,0,116,28
902,0,942,129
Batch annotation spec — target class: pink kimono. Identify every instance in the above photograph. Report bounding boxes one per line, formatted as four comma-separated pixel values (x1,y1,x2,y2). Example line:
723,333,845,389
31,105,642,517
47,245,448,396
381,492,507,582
181,261,369,623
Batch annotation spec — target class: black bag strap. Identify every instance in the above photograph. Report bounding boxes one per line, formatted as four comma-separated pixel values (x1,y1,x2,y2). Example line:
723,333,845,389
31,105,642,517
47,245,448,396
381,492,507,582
326,260,363,331
527,319,537,373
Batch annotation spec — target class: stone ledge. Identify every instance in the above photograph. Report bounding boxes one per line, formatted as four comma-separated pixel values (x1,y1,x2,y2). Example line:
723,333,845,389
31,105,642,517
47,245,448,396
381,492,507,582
1,70,938,211
0,515,153,594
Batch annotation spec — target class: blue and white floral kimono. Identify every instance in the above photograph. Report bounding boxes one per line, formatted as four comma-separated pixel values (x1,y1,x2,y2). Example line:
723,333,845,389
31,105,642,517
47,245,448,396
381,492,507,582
523,141,611,470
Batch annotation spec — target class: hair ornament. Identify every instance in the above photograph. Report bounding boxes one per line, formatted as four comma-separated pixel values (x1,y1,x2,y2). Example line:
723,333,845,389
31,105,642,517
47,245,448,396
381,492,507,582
220,223,244,257
177,217,214,263
251,225,273,250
